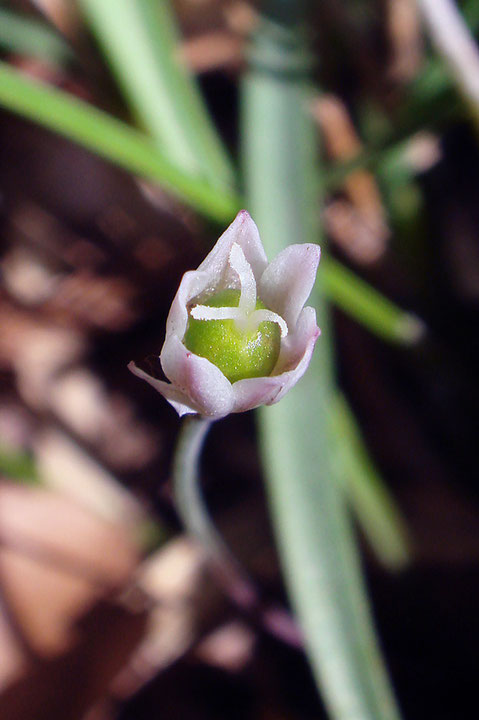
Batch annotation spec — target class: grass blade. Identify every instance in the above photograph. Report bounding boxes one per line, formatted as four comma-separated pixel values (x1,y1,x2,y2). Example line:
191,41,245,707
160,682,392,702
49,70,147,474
332,394,411,570
0,61,239,222
323,257,425,345
79,0,235,189
0,7,73,65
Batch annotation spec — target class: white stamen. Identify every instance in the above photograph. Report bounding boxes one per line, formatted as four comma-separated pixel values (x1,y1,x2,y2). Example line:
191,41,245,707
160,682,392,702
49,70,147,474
191,305,245,323
191,244,287,338
191,305,288,338
229,243,257,315
249,309,288,337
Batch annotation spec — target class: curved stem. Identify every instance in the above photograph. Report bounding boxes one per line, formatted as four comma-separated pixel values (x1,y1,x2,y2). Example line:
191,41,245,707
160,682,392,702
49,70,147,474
172,415,301,647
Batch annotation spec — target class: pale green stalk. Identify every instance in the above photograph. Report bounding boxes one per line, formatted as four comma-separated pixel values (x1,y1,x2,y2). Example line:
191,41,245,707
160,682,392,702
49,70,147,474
242,4,403,718
172,416,258,607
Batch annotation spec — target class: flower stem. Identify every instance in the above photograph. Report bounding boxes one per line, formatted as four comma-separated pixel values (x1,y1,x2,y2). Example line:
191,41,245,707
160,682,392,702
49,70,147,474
172,415,302,647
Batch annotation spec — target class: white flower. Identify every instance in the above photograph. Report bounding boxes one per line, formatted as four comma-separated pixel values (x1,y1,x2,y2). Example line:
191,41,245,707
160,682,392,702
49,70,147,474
129,210,320,418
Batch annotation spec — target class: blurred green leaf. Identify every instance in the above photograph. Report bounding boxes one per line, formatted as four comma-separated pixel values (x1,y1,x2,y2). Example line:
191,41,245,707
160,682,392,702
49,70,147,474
331,394,411,570
79,0,234,190
463,0,479,28
323,257,425,345
0,61,240,222
0,443,39,485
0,7,73,65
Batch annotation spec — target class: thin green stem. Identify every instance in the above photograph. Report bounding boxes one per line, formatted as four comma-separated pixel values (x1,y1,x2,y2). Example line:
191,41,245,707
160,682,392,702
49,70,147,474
172,416,216,553
172,415,302,646
172,416,258,607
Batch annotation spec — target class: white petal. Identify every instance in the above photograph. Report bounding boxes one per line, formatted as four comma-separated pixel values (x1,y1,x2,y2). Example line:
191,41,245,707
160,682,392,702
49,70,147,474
128,362,198,416
232,376,285,413
160,335,234,418
269,306,320,404
165,269,210,340
259,244,320,327
197,210,268,287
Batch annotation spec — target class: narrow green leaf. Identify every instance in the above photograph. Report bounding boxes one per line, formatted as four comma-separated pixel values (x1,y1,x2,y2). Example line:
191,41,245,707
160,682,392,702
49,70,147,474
242,6,403,719
79,0,235,189
323,257,425,345
331,394,411,570
0,7,73,65
0,61,240,222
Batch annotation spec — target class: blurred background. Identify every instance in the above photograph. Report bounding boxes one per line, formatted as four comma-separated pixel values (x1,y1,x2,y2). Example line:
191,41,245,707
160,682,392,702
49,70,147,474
1,1,479,718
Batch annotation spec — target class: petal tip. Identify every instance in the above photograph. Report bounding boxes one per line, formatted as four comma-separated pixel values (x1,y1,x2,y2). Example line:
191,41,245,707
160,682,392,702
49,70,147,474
235,209,257,231
307,243,321,266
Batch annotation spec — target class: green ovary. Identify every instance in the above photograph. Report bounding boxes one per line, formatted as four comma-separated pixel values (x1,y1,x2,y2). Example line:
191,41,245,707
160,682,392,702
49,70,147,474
183,289,281,384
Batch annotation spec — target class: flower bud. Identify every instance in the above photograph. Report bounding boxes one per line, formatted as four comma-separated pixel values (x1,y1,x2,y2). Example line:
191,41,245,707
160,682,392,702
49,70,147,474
129,210,320,419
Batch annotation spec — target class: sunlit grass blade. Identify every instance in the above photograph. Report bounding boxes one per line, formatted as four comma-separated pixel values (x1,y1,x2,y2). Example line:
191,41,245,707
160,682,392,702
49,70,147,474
323,257,425,345
79,0,235,190
242,5,403,719
0,61,239,222
332,394,411,570
0,7,73,65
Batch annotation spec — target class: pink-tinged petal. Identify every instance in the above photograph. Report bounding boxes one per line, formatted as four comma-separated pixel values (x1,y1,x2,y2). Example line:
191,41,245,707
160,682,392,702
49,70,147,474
165,269,210,340
269,306,320,404
160,335,234,418
259,244,320,327
232,376,285,414
197,210,268,286
128,362,198,416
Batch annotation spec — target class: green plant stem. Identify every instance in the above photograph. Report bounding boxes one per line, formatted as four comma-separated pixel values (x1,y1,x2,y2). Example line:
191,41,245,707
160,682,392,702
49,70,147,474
242,4,402,719
173,415,260,606
172,416,215,547
172,415,302,645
